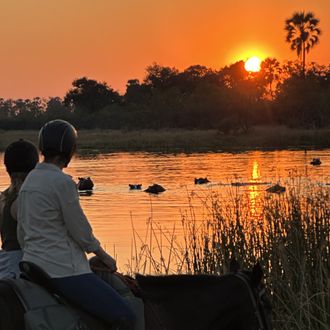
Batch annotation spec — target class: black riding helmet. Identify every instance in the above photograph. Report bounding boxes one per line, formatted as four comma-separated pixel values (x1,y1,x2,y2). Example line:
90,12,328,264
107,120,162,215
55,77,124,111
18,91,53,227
38,120,77,166
4,139,39,175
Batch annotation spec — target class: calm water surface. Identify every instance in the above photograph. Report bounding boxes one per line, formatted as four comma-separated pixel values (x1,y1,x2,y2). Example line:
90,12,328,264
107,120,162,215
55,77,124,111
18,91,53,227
1,150,329,270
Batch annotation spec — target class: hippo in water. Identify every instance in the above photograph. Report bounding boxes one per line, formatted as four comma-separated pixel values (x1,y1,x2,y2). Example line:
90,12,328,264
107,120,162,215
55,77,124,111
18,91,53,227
129,184,142,190
266,184,285,194
77,177,94,191
310,158,321,166
194,177,210,184
144,184,165,194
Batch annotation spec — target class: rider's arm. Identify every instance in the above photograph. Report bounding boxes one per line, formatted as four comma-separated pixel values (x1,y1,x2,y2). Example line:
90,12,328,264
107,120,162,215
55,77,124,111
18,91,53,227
56,178,101,253
56,177,117,271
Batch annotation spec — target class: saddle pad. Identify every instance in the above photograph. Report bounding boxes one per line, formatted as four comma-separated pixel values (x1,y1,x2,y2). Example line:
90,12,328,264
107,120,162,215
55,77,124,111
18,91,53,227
6,278,87,330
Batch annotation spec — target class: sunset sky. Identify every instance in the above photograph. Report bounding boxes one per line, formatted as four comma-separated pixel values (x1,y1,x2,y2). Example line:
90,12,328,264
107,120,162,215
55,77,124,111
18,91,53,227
1,0,329,99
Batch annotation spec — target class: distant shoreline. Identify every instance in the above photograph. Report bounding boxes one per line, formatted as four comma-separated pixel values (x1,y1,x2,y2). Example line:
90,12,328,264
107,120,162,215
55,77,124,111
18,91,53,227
1,126,329,153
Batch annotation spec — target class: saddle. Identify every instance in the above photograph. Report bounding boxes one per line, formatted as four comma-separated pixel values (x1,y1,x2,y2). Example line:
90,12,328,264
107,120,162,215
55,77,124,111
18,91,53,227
19,261,55,293
21,260,146,330
3,261,89,330
16,261,107,330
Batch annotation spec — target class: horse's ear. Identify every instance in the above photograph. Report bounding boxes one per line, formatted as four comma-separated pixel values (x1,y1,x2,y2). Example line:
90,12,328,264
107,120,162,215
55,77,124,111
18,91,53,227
252,262,263,285
229,258,240,273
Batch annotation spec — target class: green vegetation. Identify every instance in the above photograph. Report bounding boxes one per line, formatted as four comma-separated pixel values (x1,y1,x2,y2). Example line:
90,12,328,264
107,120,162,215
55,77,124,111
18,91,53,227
1,126,329,152
128,180,330,329
0,59,330,133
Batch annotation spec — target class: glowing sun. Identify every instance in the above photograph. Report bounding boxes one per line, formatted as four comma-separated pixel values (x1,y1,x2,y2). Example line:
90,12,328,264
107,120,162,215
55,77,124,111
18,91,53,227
244,56,261,72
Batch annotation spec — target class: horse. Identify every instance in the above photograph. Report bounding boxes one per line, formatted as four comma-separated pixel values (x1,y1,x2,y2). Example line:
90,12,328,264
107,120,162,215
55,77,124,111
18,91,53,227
137,262,272,330
0,262,272,330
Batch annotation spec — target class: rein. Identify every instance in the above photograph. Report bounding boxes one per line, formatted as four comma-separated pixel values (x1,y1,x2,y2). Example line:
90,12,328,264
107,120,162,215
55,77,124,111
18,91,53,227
234,272,267,330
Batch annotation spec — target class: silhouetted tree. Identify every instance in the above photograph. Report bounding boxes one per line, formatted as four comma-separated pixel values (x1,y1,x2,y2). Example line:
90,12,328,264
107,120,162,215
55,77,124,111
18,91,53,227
183,65,209,79
144,63,179,90
176,65,218,93
260,58,282,99
219,61,247,89
0,99,15,118
305,63,330,83
280,61,301,81
275,69,330,128
11,98,45,119
220,61,265,100
285,11,321,76
45,97,71,119
124,79,152,104
64,77,121,114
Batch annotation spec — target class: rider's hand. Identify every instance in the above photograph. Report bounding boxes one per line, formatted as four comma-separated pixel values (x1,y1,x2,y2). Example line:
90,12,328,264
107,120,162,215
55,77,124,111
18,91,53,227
100,254,117,273
94,247,117,272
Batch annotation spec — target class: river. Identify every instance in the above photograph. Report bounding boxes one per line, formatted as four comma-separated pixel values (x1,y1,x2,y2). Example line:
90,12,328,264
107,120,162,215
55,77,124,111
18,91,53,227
1,149,329,271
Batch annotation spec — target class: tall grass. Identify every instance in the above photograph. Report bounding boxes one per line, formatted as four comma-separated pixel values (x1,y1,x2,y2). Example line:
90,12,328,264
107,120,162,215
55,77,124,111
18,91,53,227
127,180,330,329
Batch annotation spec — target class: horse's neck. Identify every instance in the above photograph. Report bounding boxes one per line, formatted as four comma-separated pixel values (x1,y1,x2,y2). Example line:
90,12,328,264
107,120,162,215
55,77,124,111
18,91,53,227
141,274,255,330
223,275,259,329
209,275,253,328
190,275,255,329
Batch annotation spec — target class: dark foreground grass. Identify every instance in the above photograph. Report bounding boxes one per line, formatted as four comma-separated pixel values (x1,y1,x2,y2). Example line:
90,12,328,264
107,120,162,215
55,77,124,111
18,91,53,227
0,126,330,152
128,181,330,330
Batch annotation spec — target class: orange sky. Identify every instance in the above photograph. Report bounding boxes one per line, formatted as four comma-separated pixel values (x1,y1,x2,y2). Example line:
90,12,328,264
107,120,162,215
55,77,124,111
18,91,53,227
1,0,329,98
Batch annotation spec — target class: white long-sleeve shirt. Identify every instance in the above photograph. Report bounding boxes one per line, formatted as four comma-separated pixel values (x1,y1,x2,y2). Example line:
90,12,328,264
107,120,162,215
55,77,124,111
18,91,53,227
17,162,100,278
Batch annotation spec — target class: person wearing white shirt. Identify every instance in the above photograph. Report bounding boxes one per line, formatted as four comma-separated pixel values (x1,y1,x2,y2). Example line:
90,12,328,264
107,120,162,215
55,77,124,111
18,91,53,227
17,120,135,330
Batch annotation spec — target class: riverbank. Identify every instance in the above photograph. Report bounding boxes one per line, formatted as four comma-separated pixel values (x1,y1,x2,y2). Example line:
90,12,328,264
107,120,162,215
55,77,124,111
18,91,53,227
1,126,329,152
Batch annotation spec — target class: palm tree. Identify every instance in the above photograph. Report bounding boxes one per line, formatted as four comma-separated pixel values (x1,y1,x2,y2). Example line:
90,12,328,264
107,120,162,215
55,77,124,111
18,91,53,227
285,11,321,76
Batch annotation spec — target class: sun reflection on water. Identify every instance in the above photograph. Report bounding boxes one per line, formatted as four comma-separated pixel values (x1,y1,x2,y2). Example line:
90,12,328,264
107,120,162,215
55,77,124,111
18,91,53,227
248,159,263,221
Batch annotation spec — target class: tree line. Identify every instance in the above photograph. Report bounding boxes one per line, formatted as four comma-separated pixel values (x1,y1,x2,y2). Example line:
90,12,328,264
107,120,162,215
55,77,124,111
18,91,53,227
0,59,329,132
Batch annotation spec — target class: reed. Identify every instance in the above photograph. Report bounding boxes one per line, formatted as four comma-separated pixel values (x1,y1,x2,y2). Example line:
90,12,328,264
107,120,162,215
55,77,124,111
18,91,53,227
128,180,330,329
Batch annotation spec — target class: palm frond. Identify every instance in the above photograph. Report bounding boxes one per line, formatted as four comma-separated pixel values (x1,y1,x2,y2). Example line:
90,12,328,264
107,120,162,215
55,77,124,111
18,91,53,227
284,11,321,65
